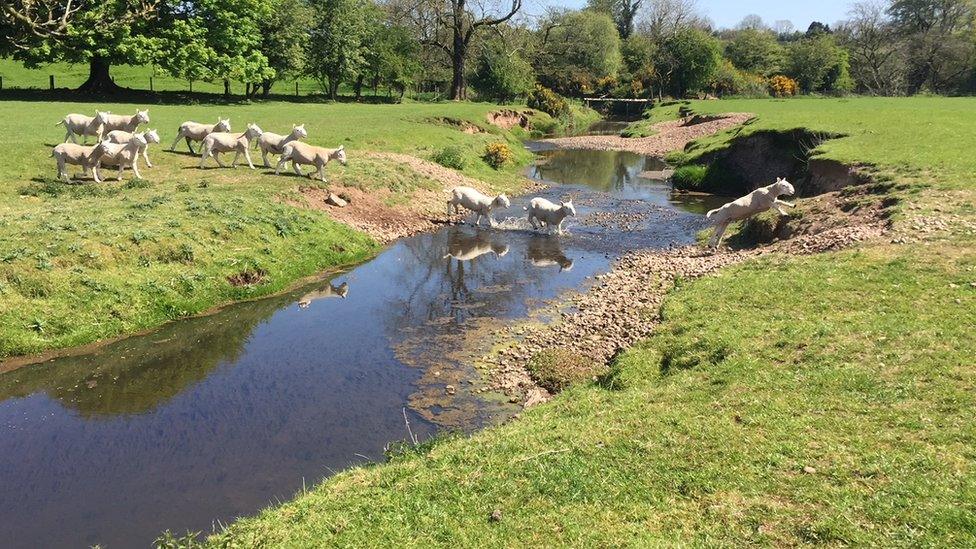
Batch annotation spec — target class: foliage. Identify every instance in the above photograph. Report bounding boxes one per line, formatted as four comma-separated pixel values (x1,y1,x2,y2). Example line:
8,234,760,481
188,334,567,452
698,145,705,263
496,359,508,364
670,164,709,191
431,146,466,170
258,0,313,93
768,75,799,97
360,25,421,100
724,28,783,76
535,10,622,95
784,34,853,93
527,85,571,118
617,34,658,97
482,142,514,169
710,60,769,97
656,28,722,97
470,44,535,102
586,0,643,37
306,0,372,100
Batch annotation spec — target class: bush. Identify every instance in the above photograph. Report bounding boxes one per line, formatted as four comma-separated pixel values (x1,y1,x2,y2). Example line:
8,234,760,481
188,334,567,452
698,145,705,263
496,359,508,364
432,146,466,170
671,164,710,191
471,46,535,102
769,75,799,97
482,142,513,169
711,60,769,98
527,85,570,119
527,348,606,393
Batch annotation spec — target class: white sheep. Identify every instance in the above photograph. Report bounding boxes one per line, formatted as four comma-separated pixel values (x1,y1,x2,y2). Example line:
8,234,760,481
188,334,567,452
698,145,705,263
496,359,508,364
56,111,110,144
705,177,796,248
199,123,264,169
526,197,577,235
170,118,232,154
98,135,149,180
51,141,112,183
298,281,349,309
447,186,511,227
275,142,347,182
106,129,160,168
254,124,308,167
101,109,150,134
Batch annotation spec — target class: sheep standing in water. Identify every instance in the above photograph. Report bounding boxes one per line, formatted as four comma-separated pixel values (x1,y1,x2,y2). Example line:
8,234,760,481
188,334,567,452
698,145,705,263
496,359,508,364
255,124,308,167
170,118,231,154
447,186,510,227
56,111,110,144
705,177,796,248
106,129,160,168
51,141,112,183
526,197,576,235
199,123,263,169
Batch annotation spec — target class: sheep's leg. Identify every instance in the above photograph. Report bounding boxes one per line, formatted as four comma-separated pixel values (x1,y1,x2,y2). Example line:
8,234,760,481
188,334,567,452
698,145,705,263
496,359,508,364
709,222,729,248
91,164,102,184
132,159,142,179
555,219,565,235
185,137,196,155
65,130,74,144
170,132,182,151
292,161,304,177
117,165,124,181
243,148,256,170
215,152,228,168
447,200,455,216
199,146,210,168
317,161,326,182
262,149,271,168
773,199,795,215
142,148,152,168
231,150,240,168
488,211,498,228
274,156,287,175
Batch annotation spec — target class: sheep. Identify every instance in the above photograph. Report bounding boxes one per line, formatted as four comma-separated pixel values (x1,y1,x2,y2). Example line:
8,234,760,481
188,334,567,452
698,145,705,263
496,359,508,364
199,123,264,169
275,142,347,182
526,197,577,235
98,134,149,180
51,141,112,183
55,111,110,144
705,177,796,248
106,129,160,168
170,118,232,154
254,124,308,168
101,109,150,134
443,229,509,261
298,281,349,309
446,186,511,228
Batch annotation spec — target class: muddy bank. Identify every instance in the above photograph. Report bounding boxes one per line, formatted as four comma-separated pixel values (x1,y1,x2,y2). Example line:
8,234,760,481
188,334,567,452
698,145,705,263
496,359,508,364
541,113,753,156
481,191,891,406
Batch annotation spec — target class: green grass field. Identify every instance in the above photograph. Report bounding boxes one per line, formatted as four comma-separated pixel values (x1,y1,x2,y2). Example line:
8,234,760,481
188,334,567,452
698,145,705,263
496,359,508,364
0,99,578,358
195,97,976,547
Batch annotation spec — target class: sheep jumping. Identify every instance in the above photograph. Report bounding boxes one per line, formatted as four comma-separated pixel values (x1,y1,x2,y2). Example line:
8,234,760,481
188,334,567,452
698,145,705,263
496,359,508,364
51,141,112,183
98,135,149,180
199,123,263,169
275,142,347,182
170,118,231,154
56,111,110,144
101,110,150,134
447,186,511,227
705,177,796,248
526,197,576,235
106,129,160,168
254,124,308,167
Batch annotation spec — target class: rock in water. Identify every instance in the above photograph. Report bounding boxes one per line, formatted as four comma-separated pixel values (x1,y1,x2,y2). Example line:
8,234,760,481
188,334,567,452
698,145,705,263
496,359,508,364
325,193,347,207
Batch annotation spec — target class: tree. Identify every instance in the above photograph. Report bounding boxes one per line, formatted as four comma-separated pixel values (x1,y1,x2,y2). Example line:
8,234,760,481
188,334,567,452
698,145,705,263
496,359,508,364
736,14,766,31
370,26,423,99
836,1,907,95
806,21,833,36
258,0,313,96
656,27,720,96
587,0,643,37
535,10,622,95
638,0,704,39
306,0,370,100
888,0,975,93
725,28,783,76
471,43,534,101
619,33,658,96
1,0,161,92
405,0,522,100
785,33,853,93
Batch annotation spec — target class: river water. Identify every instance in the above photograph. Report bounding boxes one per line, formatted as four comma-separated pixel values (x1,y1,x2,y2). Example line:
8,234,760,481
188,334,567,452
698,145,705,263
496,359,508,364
0,147,723,548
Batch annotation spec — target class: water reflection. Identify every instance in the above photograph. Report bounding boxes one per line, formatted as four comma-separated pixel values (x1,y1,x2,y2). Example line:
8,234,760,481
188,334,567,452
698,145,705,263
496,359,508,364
527,236,574,272
443,228,510,261
298,280,349,309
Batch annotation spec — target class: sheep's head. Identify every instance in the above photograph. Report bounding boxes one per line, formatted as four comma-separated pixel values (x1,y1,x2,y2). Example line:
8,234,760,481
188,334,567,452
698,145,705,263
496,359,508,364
559,258,574,272
333,145,348,165
136,110,150,124
774,177,795,197
215,118,231,132
293,124,308,139
493,194,511,209
131,134,148,148
334,282,349,298
492,243,510,257
562,200,577,217
94,140,112,157
144,129,161,144
246,123,264,139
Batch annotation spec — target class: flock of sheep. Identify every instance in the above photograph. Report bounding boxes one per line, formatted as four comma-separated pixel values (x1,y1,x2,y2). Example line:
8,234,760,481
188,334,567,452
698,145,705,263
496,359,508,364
51,109,347,183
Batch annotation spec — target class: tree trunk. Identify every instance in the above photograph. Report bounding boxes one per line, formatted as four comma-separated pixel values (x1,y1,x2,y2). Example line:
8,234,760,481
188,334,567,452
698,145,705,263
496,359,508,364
450,28,468,100
224,78,231,98
77,56,122,93
262,79,273,98
354,75,364,100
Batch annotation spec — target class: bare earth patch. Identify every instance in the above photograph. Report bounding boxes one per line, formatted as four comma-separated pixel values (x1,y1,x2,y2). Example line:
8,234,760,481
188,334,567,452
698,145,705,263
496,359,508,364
542,113,754,156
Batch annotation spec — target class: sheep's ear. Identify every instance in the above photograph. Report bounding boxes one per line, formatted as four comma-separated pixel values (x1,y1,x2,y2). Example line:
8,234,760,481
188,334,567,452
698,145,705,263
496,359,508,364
338,145,344,151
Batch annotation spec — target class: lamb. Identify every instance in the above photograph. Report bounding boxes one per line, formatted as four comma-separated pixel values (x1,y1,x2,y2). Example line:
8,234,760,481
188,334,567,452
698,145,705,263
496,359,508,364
298,281,349,309
275,142,347,182
199,123,264,169
170,118,232,154
51,141,112,183
106,129,160,168
101,109,150,134
55,111,110,144
254,124,308,167
446,186,511,227
526,197,577,235
705,177,796,248
98,134,149,180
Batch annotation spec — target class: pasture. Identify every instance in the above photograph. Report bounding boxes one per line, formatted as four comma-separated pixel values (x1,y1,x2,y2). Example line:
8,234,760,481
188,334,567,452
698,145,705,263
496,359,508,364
0,100,549,358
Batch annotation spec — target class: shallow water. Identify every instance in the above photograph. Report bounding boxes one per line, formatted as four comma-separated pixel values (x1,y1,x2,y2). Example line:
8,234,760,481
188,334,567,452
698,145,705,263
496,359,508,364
0,147,725,548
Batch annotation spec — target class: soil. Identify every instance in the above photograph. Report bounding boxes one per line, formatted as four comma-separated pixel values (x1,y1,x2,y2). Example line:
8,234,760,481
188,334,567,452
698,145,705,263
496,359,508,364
486,109,532,130
541,113,754,156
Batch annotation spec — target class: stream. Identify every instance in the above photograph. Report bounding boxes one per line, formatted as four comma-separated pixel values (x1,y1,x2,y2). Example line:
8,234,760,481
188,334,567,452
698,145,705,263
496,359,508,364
0,146,725,548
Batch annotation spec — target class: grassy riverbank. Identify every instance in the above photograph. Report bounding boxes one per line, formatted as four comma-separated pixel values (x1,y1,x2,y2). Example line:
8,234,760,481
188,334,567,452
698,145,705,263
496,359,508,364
198,97,976,546
0,100,595,358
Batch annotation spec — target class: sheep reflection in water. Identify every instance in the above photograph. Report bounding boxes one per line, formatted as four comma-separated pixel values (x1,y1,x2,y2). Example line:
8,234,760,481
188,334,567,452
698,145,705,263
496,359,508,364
442,229,509,262
298,281,349,309
527,236,574,272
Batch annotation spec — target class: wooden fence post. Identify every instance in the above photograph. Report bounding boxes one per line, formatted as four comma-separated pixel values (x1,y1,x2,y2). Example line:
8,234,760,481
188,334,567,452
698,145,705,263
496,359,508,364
49,75,55,90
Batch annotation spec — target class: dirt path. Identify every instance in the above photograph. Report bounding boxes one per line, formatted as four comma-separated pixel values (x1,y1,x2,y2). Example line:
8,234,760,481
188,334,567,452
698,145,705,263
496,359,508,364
542,113,754,156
